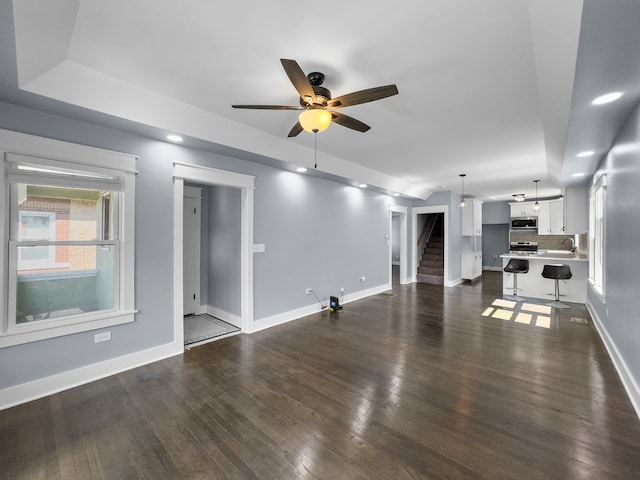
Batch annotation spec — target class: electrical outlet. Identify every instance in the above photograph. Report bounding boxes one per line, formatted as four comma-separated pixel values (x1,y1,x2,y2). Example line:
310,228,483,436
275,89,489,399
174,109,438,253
305,288,312,294
340,287,344,294
94,331,111,343
360,276,366,282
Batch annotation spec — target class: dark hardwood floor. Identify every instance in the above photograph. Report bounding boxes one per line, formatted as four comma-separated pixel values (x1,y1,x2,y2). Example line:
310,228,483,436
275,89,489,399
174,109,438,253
2,270,640,479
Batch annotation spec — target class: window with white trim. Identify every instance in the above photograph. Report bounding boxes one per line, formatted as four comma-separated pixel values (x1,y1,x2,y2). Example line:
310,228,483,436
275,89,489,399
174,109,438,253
1,131,136,348
588,174,606,299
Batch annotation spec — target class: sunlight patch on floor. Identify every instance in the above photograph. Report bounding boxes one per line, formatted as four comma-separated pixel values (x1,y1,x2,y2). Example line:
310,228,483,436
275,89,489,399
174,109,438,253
536,316,551,329
492,299,517,309
522,303,552,315
492,309,513,321
483,299,555,329
515,312,532,325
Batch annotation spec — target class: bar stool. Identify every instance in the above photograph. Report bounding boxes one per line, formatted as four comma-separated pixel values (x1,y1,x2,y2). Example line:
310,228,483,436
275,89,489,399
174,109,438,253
503,258,529,301
542,264,572,309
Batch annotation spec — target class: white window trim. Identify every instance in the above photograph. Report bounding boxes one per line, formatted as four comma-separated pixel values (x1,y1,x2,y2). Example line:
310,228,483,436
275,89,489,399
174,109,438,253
0,129,137,348
588,174,606,302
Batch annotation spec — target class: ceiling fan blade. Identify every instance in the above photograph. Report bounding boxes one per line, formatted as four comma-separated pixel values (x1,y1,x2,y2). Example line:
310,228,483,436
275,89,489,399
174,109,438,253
288,121,304,137
232,105,302,110
280,59,316,104
328,85,398,109
330,111,371,132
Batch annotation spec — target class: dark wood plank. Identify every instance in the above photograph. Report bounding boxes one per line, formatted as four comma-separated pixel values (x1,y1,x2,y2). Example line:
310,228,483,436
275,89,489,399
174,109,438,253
2,270,640,479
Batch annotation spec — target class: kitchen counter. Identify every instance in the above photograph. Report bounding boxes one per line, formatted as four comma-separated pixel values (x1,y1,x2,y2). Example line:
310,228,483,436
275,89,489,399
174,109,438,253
500,251,587,303
501,250,587,262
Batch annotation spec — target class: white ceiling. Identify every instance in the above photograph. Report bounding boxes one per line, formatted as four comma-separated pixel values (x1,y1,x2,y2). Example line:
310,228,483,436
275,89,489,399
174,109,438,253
2,0,638,202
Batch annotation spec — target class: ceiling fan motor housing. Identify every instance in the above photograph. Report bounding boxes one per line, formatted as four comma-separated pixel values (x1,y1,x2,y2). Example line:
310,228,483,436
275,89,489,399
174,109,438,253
300,85,332,108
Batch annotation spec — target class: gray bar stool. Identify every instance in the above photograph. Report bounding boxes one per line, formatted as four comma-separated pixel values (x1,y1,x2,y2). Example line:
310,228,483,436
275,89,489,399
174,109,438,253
503,258,529,301
542,264,572,308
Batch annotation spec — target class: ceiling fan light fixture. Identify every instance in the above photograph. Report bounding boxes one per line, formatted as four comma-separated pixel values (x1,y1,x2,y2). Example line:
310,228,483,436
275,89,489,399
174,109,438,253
299,109,332,133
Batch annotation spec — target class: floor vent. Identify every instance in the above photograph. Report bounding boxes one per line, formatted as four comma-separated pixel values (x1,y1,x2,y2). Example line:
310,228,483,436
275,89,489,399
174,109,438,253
570,317,589,325
378,292,397,299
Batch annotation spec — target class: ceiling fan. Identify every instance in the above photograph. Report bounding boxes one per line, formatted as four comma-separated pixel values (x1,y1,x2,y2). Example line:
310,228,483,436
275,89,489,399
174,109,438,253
232,59,398,137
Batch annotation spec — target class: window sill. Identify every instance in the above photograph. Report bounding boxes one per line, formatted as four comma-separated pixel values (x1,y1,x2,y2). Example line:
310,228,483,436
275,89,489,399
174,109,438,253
0,310,136,348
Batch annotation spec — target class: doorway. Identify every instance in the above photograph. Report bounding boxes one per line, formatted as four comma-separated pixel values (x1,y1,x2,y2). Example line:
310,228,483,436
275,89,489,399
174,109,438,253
173,162,255,350
389,205,408,286
412,205,449,285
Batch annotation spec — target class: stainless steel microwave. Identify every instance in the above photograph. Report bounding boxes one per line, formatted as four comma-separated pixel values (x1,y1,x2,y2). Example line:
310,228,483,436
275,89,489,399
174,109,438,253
510,216,538,230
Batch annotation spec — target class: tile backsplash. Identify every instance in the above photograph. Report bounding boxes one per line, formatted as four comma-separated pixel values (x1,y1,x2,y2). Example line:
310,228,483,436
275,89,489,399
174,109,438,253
510,232,587,253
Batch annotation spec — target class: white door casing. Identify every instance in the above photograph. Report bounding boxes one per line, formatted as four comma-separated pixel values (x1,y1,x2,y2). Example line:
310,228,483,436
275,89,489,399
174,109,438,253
173,162,254,349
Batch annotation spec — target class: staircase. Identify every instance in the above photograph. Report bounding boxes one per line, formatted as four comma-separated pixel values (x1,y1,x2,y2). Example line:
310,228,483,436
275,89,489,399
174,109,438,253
417,217,444,285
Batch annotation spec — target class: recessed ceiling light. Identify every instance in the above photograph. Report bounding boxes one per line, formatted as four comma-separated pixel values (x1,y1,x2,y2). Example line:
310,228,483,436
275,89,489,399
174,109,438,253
392,193,400,197
296,167,307,173
167,134,183,142
358,183,368,188
572,172,586,177
577,150,594,158
592,92,623,105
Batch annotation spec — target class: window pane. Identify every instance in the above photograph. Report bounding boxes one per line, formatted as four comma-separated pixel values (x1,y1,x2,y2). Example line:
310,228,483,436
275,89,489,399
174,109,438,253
16,184,113,242
15,245,115,324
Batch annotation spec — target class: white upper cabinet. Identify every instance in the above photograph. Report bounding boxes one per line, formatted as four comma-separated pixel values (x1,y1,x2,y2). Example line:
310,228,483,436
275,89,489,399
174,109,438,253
462,199,483,236
509,202,538,217
538,199,564,235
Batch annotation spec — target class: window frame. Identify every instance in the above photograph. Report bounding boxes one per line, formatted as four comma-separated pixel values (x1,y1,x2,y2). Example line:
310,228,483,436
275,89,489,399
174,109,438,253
0,129,136,348
588,174,606,302
17,210,58,270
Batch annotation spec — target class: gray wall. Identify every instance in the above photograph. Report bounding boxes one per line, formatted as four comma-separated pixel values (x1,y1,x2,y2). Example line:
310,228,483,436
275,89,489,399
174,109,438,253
482,201,510,268
0,100,406,389
587,101,640,393
483,201,510,224
207,185,241,316
482,224,509,269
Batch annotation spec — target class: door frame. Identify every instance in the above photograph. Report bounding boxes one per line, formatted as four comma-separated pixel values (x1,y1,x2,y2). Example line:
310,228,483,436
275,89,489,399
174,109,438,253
412,205,449,285
183,186,202,315
389,205,408,285
173,162,255,348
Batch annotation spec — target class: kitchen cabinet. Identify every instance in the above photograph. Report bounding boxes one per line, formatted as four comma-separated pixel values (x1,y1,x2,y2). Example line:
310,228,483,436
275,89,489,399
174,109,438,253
462,198,483,236
563,186,588,234
510,202,538,217
461,252,482,280
538,199,564,235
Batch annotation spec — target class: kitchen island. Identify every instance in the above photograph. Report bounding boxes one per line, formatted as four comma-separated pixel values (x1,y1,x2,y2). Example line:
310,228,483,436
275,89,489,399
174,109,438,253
501,251,588,303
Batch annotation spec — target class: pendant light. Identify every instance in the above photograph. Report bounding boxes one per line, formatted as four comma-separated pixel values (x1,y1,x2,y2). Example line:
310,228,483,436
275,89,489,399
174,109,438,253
459,174,468,208
533,179,540,211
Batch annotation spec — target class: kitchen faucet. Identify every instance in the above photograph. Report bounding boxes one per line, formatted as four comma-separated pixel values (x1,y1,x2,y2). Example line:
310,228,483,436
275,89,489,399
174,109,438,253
563,237,576,252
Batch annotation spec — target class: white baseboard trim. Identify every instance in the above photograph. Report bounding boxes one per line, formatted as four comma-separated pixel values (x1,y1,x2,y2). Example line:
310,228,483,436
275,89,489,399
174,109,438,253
0,341,183,411
206,305,242,328
586,299,640,420
446,277,464,287
195,304,207,315
250,283,391,334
